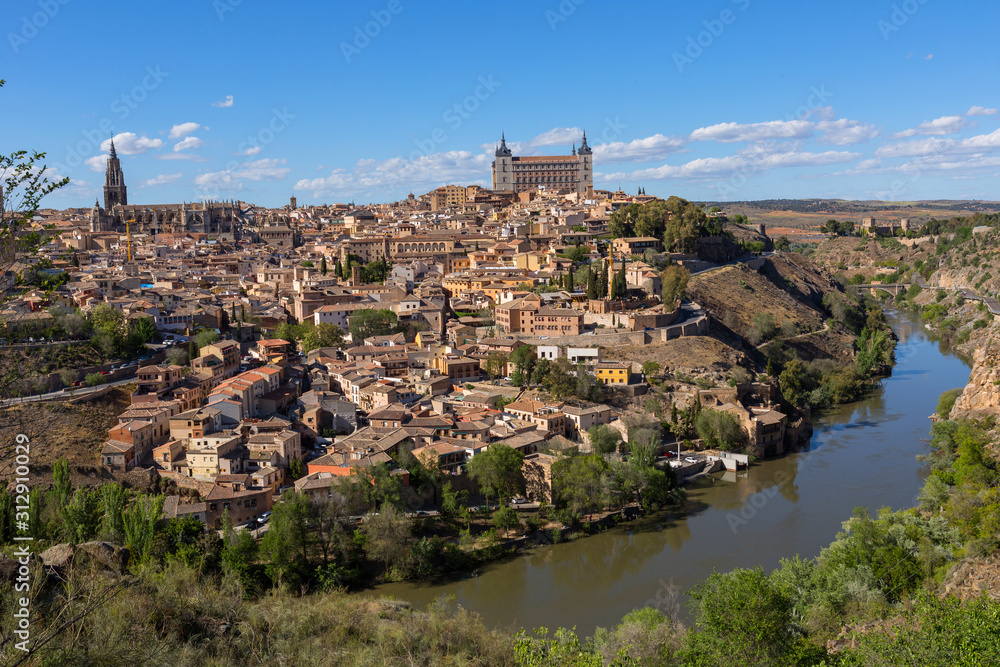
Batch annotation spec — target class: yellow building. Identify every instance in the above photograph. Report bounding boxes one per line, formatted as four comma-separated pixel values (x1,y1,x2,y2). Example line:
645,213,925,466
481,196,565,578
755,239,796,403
595,362,631,385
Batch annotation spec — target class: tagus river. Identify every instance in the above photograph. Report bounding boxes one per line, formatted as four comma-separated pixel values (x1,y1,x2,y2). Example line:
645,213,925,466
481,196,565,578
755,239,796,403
374,312,971,634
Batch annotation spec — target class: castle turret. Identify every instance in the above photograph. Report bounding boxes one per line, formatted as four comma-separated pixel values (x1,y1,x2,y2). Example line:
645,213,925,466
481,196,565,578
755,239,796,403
492,133,514,192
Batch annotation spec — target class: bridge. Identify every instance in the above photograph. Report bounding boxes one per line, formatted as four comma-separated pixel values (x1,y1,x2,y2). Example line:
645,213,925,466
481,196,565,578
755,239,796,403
849,283,909,296
850,276,1000,316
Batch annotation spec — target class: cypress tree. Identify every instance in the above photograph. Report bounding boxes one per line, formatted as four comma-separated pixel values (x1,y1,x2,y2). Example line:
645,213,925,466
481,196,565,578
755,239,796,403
321,256,328,275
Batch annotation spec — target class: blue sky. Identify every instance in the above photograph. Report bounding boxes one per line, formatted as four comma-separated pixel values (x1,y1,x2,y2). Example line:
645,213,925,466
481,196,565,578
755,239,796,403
3,0,1000,208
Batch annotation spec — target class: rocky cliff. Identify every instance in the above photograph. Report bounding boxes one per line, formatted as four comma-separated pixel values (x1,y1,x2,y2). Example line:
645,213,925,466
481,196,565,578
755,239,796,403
951,337,1000,420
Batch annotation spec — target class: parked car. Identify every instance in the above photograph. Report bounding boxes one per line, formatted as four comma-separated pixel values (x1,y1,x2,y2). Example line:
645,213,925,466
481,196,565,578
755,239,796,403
684,457,699,464
258,511,272,524
510,497,527,505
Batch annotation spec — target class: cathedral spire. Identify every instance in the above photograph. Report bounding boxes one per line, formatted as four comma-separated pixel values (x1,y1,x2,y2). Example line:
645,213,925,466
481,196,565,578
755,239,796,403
103,139,127,209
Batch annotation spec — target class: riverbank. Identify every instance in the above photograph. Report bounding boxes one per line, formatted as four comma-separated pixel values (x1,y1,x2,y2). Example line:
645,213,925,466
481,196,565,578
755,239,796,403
372,311,971,634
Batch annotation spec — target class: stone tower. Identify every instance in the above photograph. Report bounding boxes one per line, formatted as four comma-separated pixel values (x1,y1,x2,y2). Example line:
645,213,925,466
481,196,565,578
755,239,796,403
103,139,127,210
491,133,514,192
577,131,593,198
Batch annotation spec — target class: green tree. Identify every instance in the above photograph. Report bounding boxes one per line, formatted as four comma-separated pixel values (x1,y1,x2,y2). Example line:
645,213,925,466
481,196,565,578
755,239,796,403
778,359,805,405
855,326,892,376
361,504,412,576
195,329,220,348
510,344,536,388
261,491,310,585
320,256,328,274
300,323,347,352
695,410,746,451
838,593,1000,667
586,268,597,300
774,235,791,251
221,518,259,593
467,444,525,505
60,487,101,543
641,361,661,378
131,316,156,343
544,358,578,399
348,308,399,343
552,454,609,521
89,303,128,342
99,482,128,543
440,481,468,526
680,567,795,666
492,505,520,539
587,424,622,456
0,488,12,544
486,351,509,379
122,494,165,564
52,457,73,510
660,265,689,307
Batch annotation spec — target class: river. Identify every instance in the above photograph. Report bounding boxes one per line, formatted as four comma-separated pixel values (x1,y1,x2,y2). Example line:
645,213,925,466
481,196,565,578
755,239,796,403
373,312,970,634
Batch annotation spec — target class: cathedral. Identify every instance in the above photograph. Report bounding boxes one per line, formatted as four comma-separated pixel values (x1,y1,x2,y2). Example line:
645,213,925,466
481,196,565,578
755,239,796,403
89,140,243,236
491,131,593,196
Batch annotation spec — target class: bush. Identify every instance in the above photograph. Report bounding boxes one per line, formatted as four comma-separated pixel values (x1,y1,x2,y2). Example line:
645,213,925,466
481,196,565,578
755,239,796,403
85,372,106,386
936,388,962,419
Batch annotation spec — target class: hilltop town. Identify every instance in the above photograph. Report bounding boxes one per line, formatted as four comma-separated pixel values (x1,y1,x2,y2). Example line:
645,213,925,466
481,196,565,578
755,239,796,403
2,135,873,537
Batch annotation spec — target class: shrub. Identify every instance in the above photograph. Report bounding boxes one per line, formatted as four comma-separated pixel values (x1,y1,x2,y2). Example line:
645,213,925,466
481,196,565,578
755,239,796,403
936,388,962,419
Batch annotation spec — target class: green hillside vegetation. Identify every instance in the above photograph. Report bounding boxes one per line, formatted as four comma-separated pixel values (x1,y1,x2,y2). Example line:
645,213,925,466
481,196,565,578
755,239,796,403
4,402,999,665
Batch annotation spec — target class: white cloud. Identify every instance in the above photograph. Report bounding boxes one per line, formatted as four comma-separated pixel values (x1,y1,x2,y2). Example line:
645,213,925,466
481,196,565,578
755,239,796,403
168,122,201,139
815,119,880,146
84,155,107,172
173,136,204,152
967,105,998,117
142,173,183,187
296,151,490,198
156,152,206,161
212,95,234,108
237,145,262,157
196,158,290,194
100,132,164,155
877,127,1000,158
893,115,970,138
529,127,583,147
593,134,687,163
600,148,860,182
689,120,813,143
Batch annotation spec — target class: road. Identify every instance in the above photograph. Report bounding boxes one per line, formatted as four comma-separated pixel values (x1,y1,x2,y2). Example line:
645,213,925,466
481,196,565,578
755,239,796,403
0,339,91,349
0,373,137,408
912,273,1000,315
689,250,775,277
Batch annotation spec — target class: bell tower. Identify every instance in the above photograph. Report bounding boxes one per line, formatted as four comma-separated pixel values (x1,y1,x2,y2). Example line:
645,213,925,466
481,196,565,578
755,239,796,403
577,131,593,197
492,133,514,192
103,139,128,210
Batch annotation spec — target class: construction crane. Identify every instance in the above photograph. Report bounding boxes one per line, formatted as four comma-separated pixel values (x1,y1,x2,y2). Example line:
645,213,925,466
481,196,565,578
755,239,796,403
126,218,134,262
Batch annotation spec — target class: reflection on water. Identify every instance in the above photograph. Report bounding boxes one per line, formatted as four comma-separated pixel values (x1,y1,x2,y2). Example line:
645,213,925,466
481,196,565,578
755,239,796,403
372,312,971,635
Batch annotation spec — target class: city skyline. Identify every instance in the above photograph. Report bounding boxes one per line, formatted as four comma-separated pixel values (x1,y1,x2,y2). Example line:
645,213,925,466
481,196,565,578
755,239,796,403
4,0,1000,207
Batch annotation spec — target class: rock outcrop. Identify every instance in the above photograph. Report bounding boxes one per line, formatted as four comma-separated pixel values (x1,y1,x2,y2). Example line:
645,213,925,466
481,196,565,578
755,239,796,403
951,339,1000,420
39,541,130,574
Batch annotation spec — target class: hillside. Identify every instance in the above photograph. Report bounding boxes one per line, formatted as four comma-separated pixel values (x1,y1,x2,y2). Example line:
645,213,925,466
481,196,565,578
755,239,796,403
686,253,858,366
699,199,1000,244
0,388,136,489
